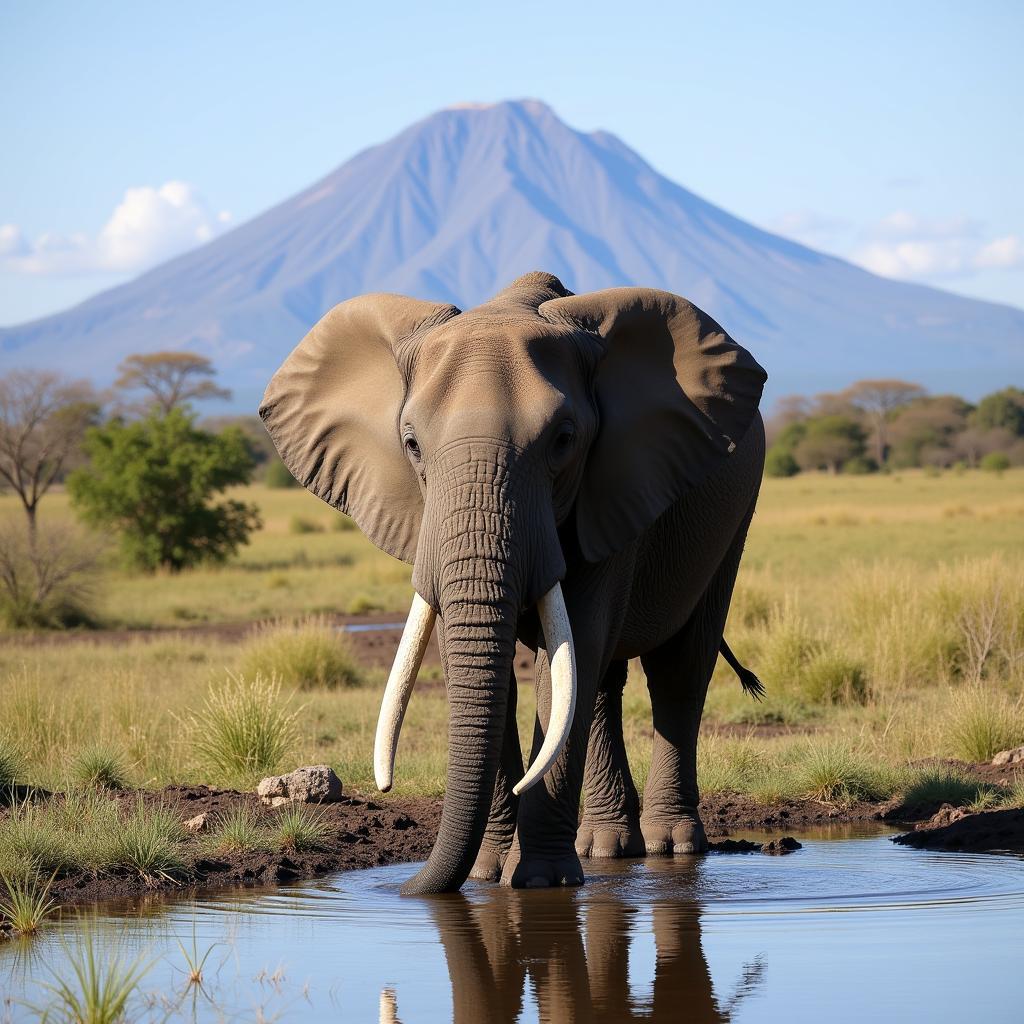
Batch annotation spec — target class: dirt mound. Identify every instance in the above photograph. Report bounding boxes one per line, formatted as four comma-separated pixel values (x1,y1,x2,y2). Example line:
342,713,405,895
893,806,1024,854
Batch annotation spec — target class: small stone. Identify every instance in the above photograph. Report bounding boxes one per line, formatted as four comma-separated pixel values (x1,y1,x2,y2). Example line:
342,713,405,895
184,812,209,833
992,746,1024,766
258,765,343,806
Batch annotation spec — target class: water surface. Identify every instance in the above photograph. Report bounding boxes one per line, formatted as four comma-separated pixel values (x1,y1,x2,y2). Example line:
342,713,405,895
3,828,1022,1022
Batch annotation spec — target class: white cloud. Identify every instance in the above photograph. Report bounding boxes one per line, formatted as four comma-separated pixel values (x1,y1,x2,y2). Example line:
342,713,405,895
850,210,1022,281
1,182,231,276
771,209,849,247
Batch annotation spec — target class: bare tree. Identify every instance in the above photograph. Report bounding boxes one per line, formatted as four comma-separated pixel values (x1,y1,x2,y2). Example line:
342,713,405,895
0,370,98,540
115,351,231,414
841,379,926,466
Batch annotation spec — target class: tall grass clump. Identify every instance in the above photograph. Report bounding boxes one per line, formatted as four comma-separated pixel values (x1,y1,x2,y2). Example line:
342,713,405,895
898,763,992,811
0,739,23,792
39,923,155,1024
757,604,870,707
70,744,129,790
0,869,60,934
241,616,363,689
274,803,332,852
208,806,268,854
943,686,1024,762
113,799,187,881
184,674,298,784
794,742,894,803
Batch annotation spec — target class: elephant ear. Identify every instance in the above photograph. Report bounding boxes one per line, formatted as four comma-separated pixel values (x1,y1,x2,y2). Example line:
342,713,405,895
259,294,460,563
539,288,766,563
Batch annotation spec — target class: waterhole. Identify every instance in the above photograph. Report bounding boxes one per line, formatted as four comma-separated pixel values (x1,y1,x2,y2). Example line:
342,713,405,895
3,827,1022,1021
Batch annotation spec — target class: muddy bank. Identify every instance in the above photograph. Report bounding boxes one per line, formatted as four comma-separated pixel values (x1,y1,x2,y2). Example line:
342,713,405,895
894,805,1024,854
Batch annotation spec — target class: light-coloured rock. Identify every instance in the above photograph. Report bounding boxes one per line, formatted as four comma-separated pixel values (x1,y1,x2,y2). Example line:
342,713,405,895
184,812,209,833
992,746,1024,766
258,765,343,806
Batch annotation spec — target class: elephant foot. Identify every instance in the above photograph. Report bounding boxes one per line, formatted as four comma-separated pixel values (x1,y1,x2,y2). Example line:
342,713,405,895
641,811,708,855
575,819,645,859
469,844,508,883
500,848,585,889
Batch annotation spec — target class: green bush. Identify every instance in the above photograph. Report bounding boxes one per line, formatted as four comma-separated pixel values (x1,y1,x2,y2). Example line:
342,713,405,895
264,458,298,489
842,455,878,475
241,617,363,689
184,674,298,783
764,446,800,478
68,408,261,572
980,451,1010,474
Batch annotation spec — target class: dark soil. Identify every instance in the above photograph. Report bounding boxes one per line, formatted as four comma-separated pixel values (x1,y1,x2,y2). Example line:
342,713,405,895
13,786,441,909
893,805,1024,854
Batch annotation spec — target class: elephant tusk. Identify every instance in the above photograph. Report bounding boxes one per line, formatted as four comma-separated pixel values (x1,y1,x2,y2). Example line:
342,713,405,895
513,582,577,796
374,592,436,792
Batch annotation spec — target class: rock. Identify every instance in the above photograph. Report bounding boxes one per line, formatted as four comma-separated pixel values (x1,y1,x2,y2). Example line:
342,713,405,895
709,839,761,854
992,746,1024,766
184,812,209,833
762,836,802,855
258,765,343,807
918,803,969,829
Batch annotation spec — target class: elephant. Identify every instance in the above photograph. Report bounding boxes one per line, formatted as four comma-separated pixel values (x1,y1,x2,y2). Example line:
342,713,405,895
382,858,765,1023
260,271,767,895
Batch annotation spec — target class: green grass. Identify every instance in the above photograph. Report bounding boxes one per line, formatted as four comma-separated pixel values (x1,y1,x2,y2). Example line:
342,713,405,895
240,616,364,689
898,763,993,810
207,806,269,854
69,745,129,790
183,674,299,785
0,471,1020,805
0,740,23,790
113,799,187,881
39,923,155,1024
273,803,332,851
943,687,1024,762
0,869,60,934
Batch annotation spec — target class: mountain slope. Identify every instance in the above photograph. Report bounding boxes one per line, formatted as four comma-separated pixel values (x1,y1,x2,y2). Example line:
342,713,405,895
2,99,1021,406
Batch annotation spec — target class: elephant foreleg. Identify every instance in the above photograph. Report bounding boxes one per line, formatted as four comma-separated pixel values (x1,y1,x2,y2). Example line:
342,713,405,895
470,669,524,882
576,660,645,859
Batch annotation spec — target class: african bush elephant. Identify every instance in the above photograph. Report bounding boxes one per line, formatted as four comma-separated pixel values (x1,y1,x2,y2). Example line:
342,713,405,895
260,272,766,894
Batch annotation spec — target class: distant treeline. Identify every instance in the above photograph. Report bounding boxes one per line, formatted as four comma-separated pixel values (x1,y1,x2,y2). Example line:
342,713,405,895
764,381,1024,477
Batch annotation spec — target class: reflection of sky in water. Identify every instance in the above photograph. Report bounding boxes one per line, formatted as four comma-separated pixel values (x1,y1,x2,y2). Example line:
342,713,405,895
3,833,1024,1022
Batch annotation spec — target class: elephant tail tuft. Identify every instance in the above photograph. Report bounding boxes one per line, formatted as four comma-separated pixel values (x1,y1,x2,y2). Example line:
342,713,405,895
720,639,765,701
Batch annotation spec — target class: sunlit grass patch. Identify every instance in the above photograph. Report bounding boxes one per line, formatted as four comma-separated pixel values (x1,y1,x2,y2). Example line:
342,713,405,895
241,616,364,689
898,763,993,810
792,742,895,804
273,803,332,851
207,806,269,854
183,674,298,785
943,687,1024,762
0,869,59,934
70,744,129,790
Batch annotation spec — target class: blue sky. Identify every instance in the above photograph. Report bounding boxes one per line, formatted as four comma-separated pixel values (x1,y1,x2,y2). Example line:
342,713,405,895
1,0,1021,326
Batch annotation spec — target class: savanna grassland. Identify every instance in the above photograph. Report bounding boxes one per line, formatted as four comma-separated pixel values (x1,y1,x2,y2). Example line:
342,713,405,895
2,469,1024,894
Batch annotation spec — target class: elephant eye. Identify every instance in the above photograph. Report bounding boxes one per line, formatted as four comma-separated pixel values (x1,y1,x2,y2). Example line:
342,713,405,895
552,423,576,455
404,433,421,460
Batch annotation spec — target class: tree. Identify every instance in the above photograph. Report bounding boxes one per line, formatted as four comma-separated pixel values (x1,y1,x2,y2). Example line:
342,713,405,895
68,409,261,571
971,387,1024,437
764,446,800,478
793,415,867,474
0,370,98,540
887,395,971,468
841,379,926,466
115,351,231,414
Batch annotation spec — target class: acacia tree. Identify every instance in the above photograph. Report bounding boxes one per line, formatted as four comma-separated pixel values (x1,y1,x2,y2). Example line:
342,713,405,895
793,415,867,474
0,370,98,540
68,408,261,571
841,379,926,466
115,351,231,414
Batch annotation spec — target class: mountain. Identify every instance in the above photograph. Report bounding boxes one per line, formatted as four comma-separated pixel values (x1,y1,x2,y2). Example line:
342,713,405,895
2,99,1022,407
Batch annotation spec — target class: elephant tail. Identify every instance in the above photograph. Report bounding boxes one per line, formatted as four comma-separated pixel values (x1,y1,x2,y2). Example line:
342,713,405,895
720,639,765,701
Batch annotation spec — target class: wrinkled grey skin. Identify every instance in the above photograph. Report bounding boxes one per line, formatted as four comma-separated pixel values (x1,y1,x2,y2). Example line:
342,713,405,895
260,272,766,895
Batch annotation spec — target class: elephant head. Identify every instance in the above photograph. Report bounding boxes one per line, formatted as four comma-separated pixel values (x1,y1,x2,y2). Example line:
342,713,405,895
259,272,766,894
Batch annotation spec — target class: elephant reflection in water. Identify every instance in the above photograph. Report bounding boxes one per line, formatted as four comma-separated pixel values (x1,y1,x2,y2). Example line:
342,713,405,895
381,862,765,1024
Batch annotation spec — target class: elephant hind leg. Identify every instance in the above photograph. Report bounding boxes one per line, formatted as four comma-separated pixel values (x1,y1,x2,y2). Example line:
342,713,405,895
576,660,646,859
640,509,754,856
